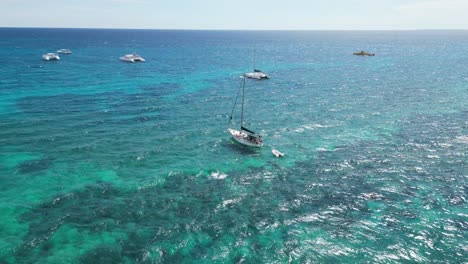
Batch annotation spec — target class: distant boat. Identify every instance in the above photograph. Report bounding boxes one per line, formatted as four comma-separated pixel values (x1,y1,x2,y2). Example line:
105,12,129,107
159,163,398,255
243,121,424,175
245,45,269,80
57,49,72,54
42,53,60,61
120,53,145,62
353,51,375,56
244,69,269,80
228,75,263,147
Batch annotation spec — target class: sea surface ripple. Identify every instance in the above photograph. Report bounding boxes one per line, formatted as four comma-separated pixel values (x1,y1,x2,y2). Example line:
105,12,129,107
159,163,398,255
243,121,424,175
0,29,467,263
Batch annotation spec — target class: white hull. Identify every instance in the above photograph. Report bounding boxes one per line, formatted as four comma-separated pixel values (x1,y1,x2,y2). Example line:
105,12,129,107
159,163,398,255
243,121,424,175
120,57,136,62
120,54,145,62
57,49,72,54
272,149,284,158
228,128,263,147
244,71,269,80
42,53,60,61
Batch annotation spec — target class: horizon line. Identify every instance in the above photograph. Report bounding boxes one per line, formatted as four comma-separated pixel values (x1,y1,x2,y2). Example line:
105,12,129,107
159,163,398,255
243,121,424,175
1,26,468,31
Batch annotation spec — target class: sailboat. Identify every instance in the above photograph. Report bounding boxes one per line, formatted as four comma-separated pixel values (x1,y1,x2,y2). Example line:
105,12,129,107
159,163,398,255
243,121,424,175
244,69,269,80
228,75,263,147
244,45,269,80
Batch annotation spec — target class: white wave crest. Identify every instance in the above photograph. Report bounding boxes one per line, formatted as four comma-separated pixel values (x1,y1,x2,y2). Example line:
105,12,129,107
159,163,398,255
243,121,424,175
454,135,468,144
210,171,227,180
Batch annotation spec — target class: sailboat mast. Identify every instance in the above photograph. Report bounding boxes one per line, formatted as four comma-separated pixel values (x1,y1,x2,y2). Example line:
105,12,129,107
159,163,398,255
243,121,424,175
253,44,256,70
240,75,245,129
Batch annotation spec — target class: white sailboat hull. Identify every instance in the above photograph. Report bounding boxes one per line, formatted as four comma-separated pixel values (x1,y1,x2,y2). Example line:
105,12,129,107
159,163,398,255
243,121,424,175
244,71,269,80
228,128,263,147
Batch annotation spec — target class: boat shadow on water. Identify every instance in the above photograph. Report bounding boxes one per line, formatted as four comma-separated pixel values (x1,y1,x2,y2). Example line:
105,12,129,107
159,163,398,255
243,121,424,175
224,139,261,155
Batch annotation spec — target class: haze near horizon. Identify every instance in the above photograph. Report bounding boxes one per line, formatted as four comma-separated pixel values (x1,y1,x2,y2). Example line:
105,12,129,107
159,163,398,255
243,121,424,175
1,0,467,30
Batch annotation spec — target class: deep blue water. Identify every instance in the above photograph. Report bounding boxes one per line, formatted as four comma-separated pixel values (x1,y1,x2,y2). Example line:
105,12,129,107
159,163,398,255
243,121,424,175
0,28,467,263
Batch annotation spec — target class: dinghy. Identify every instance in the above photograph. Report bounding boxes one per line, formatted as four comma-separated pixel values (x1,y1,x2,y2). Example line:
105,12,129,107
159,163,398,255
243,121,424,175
272,149,284,158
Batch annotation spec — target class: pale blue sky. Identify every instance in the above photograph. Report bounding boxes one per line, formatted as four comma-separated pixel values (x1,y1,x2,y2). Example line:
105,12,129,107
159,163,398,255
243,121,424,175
1,0,467,30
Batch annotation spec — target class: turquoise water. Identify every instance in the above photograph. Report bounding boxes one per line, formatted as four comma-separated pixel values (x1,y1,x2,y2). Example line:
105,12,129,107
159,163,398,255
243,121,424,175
0,29,467,263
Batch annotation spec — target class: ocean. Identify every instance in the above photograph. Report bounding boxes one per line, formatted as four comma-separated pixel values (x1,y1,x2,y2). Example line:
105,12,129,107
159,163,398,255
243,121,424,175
0,28,466,263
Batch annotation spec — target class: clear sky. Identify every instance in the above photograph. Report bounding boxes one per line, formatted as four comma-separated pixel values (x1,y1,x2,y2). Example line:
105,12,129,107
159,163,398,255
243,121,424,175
1,0,467,30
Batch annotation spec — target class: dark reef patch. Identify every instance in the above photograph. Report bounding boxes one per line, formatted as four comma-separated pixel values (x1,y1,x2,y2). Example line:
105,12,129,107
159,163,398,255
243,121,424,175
16,157,53,174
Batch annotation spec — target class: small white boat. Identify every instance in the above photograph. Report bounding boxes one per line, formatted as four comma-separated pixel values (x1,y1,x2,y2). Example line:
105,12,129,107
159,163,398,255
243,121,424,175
120,53,145,62
272,149,284,158
57,49,72,54
42,53,60,61
244,69,269,80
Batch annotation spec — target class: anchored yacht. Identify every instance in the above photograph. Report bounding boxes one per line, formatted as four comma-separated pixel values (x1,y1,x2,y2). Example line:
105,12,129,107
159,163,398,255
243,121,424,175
120,53,145,62
228,75,263,147
42,53,60,61
244,69,269,80
57,49,72,54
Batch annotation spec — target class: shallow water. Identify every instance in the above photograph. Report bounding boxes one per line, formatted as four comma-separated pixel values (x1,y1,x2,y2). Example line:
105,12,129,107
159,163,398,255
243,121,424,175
0,29,467,263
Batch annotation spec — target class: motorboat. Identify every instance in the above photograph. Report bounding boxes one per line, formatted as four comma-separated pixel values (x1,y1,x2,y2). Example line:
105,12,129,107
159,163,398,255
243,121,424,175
244,69,269,80
57,49,72,54
353,51,375,56
120,53,146,62
42,53,60,61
